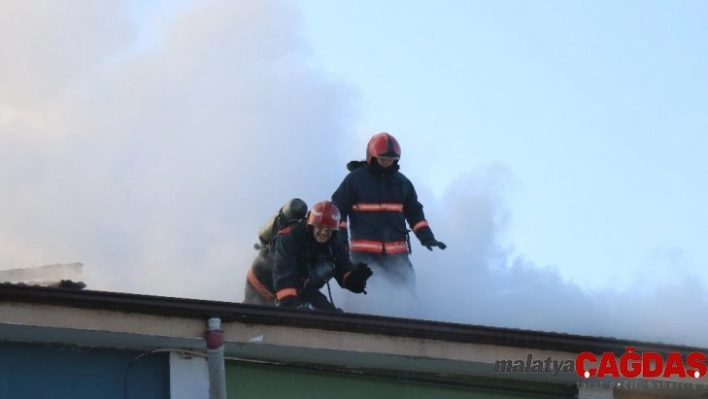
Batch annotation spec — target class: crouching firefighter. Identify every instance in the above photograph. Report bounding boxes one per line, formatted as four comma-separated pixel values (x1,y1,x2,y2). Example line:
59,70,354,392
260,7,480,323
273,201,373,311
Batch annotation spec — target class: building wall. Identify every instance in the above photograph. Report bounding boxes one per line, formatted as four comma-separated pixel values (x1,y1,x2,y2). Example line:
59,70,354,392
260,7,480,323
169,351,210,399
0,341,170,399
225,360,577,399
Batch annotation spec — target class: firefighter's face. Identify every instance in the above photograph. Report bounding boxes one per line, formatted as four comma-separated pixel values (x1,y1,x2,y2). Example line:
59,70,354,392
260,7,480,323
313,226,333,243
376,157,396,168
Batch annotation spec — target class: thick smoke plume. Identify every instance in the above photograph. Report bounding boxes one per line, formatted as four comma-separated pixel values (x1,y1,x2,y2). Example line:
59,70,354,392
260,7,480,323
0,0,358,298
333,163,708,348
1,0,705,349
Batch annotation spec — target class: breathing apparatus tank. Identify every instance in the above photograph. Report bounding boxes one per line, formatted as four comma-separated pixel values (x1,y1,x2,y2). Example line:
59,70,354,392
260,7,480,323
256,198,308,248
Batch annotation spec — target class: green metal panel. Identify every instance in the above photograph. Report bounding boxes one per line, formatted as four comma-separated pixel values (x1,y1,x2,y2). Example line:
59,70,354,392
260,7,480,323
226,361,576,399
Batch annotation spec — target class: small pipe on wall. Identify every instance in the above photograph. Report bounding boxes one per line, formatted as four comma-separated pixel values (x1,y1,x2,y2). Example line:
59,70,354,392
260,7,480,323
205,317,227,399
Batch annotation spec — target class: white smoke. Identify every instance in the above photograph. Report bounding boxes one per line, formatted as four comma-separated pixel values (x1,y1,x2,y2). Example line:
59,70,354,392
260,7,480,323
1,0,706,350
0,0,359,298
333,163,708,348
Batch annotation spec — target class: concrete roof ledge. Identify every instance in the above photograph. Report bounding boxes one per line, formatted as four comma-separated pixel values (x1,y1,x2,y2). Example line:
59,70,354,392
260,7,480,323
1,284,707,398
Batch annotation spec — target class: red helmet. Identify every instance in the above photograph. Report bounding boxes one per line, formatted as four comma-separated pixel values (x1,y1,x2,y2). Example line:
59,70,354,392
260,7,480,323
366,132,401,164
306,201,341,230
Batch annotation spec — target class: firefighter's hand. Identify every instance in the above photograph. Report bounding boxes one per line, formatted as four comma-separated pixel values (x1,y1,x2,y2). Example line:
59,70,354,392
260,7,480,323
423,238,447,251
346,262,373,294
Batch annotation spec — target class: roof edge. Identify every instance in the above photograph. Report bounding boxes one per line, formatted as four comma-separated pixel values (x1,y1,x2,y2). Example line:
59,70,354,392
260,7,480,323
1,283,704,355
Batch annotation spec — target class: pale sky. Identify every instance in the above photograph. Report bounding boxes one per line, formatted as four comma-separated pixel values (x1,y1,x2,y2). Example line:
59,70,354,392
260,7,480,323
294,0,708,292
1,0,706,347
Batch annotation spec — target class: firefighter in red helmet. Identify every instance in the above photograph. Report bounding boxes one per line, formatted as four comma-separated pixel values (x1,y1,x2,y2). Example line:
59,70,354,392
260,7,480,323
331,132,446,294
269,201,373,311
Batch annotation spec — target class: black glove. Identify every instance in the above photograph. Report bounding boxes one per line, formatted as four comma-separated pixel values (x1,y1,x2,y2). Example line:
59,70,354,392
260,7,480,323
422,238,447,251
345,262,373,294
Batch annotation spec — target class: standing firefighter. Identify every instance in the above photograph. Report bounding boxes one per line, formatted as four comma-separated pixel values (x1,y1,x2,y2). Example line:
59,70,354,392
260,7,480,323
331,132,446,295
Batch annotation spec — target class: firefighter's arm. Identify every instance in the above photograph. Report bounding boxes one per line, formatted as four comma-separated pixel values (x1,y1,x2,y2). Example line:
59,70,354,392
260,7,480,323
331,238,354,287
272,227,306,306
331,175,354,250
403,181,446,251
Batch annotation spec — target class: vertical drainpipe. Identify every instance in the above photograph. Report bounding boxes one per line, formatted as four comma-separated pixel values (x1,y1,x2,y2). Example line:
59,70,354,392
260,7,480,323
205,317,227,399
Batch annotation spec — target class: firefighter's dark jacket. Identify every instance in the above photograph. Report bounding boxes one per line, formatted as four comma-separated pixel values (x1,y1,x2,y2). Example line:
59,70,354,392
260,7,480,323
331,160,435,255
272,221,356,301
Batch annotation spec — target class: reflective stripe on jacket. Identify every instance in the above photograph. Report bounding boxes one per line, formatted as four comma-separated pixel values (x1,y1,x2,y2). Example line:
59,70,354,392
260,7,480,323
331,162,434,255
